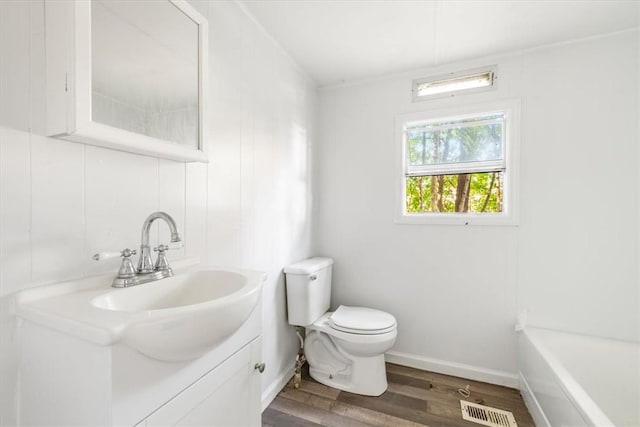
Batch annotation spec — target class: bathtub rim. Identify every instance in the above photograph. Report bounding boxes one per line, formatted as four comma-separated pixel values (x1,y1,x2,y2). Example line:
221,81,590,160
519,327,616,427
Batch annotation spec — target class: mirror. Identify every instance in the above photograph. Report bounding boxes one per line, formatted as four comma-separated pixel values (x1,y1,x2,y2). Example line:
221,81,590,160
45,0,208,162
91,0,199,149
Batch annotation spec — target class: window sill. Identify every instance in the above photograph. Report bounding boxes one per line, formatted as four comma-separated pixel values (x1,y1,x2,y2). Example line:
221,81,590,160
394,213,518,226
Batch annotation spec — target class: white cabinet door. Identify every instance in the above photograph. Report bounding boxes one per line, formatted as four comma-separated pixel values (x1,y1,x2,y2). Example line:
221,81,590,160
142,338,262,426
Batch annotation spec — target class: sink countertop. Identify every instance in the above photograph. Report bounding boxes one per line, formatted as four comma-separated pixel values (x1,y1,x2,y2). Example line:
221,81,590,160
13,258,265,348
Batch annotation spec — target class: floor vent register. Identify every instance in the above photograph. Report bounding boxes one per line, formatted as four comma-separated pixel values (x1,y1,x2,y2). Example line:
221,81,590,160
460,401,518,427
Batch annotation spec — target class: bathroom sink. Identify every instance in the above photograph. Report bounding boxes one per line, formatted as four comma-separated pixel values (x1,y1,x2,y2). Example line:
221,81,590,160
93,270,261,361
14,263,264,362
91,270,250,312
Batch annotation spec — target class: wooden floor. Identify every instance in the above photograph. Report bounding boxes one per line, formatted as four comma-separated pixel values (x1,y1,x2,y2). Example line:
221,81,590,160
262,363,535,427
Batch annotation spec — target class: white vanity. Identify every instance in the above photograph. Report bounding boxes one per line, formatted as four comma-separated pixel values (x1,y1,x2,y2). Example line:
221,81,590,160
14,262,265,426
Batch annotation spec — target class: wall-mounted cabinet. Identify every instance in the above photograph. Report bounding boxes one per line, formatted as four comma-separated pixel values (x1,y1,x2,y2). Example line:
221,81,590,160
45,0,208,162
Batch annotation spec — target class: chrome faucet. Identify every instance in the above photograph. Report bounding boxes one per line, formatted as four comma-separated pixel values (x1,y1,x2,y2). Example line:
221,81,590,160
92,211,182,288
137,211,181,274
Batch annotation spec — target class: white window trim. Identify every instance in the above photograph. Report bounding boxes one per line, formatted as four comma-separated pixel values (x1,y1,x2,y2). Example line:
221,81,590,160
394,99,520,226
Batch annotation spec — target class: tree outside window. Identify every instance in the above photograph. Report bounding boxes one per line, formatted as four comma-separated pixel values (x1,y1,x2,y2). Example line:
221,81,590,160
404,113,506,214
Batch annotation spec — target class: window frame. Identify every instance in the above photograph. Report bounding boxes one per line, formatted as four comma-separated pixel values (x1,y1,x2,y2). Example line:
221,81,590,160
395,99,520,226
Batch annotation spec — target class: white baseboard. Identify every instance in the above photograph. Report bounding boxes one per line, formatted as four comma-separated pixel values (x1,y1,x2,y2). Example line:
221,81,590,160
262,352,519,411
386,351,519,389
519,372,550,427
261,367,294,412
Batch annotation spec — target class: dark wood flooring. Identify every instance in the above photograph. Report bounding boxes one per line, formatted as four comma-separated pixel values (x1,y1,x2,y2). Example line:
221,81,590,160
262,363,535,427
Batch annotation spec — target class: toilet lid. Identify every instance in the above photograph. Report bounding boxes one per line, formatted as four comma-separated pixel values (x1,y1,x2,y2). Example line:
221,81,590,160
328,306,396,335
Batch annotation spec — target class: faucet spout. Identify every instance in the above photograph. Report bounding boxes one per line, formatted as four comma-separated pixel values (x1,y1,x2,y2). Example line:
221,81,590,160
138,211,181,273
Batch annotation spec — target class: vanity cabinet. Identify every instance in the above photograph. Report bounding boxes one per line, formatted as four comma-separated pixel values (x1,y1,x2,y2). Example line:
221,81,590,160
16,279,264,426
140,338,261,426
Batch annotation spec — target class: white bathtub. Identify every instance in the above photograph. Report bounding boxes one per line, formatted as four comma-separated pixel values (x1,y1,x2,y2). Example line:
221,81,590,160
518,327,639,427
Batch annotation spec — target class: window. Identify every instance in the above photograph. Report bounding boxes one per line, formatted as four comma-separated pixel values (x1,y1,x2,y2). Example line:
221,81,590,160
412,66,496,101
396,100,519,225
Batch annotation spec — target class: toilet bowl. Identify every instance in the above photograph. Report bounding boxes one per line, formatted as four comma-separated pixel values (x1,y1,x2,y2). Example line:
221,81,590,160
284,258,397,396
305,308,397,395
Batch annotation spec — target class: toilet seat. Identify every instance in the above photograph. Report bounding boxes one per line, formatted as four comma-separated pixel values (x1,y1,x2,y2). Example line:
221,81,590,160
328,305,396,335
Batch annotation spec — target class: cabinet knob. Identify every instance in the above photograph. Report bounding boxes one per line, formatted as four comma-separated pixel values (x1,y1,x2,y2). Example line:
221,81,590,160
254,362,266,373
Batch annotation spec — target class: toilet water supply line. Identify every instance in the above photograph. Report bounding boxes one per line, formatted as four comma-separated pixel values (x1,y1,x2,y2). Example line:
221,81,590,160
294,327,306,389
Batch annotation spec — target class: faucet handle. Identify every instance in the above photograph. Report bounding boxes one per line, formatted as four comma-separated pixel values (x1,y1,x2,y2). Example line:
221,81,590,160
92,248,137,261
116,249,138,279
92,248,138,282
153,242,183,252
153,242,182,271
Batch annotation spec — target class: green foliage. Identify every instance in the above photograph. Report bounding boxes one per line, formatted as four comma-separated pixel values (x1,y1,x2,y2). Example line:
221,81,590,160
406,172,503,213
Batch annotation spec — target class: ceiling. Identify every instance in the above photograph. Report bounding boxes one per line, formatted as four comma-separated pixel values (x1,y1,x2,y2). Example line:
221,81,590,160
240,0,639,87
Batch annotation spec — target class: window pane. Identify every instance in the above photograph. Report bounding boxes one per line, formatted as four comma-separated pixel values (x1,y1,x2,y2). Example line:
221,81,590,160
406,172,503,213
406,114,503,167
414,71,493,97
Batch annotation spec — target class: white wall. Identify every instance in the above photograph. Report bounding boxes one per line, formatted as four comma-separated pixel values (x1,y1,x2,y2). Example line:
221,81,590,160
315,30,639,384
516,32,638,344
0,1,315,425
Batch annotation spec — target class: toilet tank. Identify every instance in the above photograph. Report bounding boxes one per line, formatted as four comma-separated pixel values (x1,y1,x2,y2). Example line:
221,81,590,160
284,257,333,326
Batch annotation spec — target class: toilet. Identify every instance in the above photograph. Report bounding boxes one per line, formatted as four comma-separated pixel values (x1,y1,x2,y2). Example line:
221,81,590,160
284,257,397,396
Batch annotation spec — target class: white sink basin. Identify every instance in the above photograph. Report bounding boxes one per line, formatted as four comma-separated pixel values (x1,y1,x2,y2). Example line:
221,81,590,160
15,263,264,362
92,270,247,312
93,270,260,361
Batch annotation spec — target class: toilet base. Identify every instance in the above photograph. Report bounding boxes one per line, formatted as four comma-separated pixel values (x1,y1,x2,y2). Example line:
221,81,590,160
303,313,396,396
308,352,388,396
